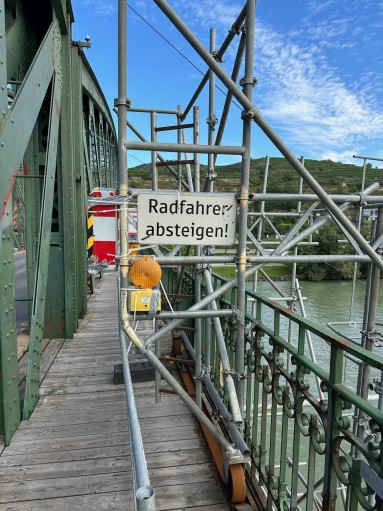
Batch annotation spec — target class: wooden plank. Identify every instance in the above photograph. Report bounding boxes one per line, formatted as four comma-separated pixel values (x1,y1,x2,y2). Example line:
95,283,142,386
51,347,121,356
39,339,65,377
29,403,191,424
0,449,212,483
2,424,199,455
35,388,181,406
38,382,179,396
0,483,229,510
35,366,115,377
0,438,205,467
18,339,50,385
19,402,191,425
40,375,116,387
17,333,30,360
0,464,218,503
13,414,196,440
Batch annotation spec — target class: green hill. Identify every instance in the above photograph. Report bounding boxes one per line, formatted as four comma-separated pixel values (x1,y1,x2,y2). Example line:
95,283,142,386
128,157,383,202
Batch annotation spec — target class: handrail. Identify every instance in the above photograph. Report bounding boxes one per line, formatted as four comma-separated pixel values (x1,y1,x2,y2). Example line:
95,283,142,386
117,279,155,511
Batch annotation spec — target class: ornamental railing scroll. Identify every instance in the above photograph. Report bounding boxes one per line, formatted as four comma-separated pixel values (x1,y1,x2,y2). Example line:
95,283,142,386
171,268,383,511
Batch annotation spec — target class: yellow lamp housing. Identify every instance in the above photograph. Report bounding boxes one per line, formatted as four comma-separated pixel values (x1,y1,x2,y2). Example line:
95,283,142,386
128,288,161,314
129,255,162,289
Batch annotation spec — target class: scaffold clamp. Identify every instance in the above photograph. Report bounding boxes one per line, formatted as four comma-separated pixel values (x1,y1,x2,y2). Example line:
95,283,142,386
241,105,259,120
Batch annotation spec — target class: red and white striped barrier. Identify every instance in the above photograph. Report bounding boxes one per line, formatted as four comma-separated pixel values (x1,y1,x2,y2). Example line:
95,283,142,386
90,188,117,266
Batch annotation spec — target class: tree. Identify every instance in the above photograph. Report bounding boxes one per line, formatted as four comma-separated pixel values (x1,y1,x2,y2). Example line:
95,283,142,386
297,223,358,281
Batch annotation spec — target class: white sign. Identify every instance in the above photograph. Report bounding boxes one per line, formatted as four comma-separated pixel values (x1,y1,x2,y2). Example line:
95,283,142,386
137,192,237,245
128,208,138,235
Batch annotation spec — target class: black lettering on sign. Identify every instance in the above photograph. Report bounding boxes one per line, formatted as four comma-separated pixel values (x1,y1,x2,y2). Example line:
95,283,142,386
141,222,231,241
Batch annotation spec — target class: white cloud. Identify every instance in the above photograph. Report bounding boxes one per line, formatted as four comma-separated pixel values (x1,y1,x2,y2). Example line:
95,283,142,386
320,150,359,164
172,0,243,30
252,21,383,160
82,0,116,16
163,1,383,162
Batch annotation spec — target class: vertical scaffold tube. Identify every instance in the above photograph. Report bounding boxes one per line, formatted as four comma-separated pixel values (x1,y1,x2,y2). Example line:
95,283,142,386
235,0,256,414
204,269,242,424
118,0,129,288
194,106,202,408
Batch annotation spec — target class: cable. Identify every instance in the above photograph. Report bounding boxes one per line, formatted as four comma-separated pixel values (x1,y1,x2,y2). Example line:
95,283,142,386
128,3,242,111
128,4,204,76
128,152,146,165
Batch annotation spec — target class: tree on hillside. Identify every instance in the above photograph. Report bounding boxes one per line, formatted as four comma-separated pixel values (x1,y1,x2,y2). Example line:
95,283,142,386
297,223,358,281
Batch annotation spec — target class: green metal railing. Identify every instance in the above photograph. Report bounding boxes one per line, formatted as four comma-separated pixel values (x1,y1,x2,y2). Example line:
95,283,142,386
163,267,383,510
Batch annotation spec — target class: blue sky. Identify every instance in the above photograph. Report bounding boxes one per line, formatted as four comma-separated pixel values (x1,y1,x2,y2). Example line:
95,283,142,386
71,0,383,167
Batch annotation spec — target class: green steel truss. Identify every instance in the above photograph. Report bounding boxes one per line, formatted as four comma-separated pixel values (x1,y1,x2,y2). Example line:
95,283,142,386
0,0,117,443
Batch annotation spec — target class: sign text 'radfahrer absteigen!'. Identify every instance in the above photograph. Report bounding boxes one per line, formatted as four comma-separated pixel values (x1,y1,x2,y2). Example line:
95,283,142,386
137,192,237,245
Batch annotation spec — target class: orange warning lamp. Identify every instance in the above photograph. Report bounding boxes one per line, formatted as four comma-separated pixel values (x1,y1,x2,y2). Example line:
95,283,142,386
129,256,162,288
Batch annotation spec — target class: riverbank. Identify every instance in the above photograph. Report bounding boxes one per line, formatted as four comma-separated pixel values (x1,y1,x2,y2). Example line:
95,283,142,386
212,264,292,281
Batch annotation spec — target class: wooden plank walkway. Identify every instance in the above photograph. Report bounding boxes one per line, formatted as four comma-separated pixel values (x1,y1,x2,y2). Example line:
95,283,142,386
0,271,231,510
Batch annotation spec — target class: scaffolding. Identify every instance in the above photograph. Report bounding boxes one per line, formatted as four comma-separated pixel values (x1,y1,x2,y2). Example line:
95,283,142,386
115,1,383,510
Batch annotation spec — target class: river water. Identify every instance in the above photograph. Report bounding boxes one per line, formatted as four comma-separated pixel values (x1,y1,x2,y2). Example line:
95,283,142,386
254,278,383,334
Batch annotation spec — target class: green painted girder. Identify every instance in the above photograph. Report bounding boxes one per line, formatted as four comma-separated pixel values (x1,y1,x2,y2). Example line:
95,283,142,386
0,200,20,445
71,48,87,321
5,4,31,82
0,0,7,114
0,22,55,204
23,72,62,419
50,0,72,35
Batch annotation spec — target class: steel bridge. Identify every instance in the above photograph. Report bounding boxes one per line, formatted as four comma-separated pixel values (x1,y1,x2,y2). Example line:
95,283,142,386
1,1,383,510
